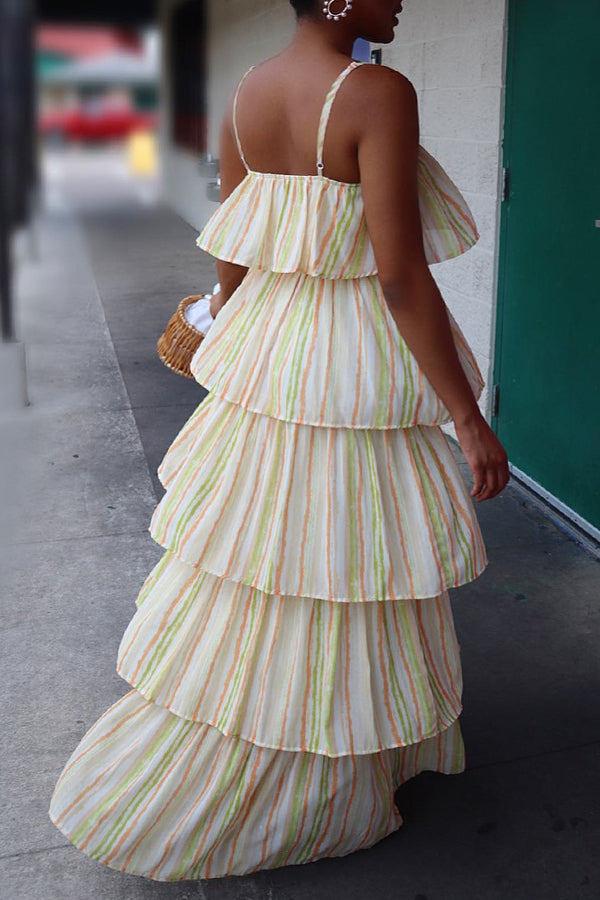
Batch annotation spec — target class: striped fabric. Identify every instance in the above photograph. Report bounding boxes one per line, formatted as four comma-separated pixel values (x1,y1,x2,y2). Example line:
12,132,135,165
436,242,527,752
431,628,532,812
149,391,487,601
190,268,484,428
49,58,485,881
116,551,463,757
49,690,464,881
196,145,479,277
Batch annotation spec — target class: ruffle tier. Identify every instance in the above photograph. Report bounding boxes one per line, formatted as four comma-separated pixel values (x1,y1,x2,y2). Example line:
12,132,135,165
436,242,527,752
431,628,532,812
190,268,484,429
117,550,462,757
196,144,479,278
149,392,487,601
49,689,465,881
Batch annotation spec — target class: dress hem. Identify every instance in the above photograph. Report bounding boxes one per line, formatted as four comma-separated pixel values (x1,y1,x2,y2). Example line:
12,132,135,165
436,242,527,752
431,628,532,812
147,532,489,603
187,381,482,431
48,805,405,883
114,671,464,759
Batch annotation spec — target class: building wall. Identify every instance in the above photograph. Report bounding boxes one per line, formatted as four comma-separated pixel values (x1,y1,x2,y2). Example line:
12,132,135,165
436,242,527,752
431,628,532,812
382,0,509,416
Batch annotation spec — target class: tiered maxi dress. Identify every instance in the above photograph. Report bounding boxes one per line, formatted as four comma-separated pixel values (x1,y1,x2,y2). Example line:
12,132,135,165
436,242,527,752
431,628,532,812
49,60,488,882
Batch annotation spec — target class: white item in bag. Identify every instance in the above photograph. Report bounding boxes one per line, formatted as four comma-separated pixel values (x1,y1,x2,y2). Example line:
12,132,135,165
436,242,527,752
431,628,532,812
183,282,220,335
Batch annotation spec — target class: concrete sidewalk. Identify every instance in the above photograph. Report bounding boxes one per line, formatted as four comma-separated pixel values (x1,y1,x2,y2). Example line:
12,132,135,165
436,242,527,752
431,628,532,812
1,154,599,900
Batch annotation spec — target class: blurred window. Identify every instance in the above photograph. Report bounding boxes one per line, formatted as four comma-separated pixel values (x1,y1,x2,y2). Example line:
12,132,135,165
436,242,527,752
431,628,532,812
171,0,206,154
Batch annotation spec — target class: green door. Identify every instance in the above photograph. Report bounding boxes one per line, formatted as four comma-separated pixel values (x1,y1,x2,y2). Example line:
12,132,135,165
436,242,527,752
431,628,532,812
494,0,600,532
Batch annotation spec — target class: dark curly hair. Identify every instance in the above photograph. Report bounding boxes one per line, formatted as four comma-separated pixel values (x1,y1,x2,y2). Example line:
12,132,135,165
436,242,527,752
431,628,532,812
289,0,320,18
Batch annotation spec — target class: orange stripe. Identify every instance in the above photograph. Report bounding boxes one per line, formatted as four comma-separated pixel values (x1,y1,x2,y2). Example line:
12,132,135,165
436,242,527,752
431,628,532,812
104,726,199,864
375,602,402,743
148,728,229,878
422,428,484,572
249,432,293,591
248,598,284,744
276,618,301,748
127,576,191,682
233,276,278,403
311,759,338,856
229,186,263,258
201,750,264,878
78,735,151,850
328,754,357,854
389,601,426,736
351,282,364,424
297,426,315,590
382,434,417,596
415,598,460,712
340,200,366,275
404,433,445,586
57,698,144,778
324,430,335,596
257,764,288,868
272,431,300,594
210,590,257,719
282,753,319,865
177,414,260,559
411,434,461,585
54,751,125,827
186,589,238,718
374,280,399,423
120,739,203,871
317,282,335,423
354,440,368,599
156,401,237,536
298,278,324,421
221,750,266,874
342,604,355,754
299,603,318,749
274,276,305,418
312,187,343,269
355,773,381,849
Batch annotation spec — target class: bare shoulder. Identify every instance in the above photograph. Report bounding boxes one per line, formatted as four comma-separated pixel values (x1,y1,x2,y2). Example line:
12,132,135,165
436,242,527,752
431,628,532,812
351,63,417,113
354,63,416,102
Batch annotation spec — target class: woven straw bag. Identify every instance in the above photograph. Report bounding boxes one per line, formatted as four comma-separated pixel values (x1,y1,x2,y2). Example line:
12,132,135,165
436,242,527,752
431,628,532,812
157,285,219,380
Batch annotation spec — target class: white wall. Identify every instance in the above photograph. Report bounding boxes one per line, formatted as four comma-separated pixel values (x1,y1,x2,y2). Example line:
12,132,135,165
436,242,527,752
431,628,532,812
382,0,509,417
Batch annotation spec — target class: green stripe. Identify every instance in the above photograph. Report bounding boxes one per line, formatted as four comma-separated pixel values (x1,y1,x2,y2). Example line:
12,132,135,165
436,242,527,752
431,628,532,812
363,437,388,599
79,715,189,855
407,430,456,585
271,276,317,417
216,594,262,727
180,739,248,876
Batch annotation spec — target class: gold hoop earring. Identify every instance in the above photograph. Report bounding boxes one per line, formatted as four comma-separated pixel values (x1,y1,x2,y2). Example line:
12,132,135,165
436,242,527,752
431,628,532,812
322,0,352,22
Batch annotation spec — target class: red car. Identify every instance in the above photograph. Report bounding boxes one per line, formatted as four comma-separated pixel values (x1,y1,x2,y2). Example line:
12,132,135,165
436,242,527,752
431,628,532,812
39,102,157,142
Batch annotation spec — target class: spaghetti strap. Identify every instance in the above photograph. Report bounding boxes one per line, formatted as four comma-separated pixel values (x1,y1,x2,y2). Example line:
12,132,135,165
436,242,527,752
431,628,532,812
234,60,365,177
316,60,365,177
232,65,255,171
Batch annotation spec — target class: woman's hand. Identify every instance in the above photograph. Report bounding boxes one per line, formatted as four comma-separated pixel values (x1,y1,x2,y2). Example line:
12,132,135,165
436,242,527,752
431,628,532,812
209,291,225,319
454,411,510,502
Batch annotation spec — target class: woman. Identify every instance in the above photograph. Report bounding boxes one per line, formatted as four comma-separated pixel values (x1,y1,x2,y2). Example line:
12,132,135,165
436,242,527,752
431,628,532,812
49,0,509,882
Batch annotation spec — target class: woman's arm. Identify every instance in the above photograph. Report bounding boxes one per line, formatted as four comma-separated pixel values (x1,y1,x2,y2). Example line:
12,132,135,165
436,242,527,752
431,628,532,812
356,66,509,502
209,95,250,317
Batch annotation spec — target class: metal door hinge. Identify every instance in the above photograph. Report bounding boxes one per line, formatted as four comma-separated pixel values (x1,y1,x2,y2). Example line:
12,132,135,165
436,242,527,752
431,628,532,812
502,168,510,202
491,384,500,417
